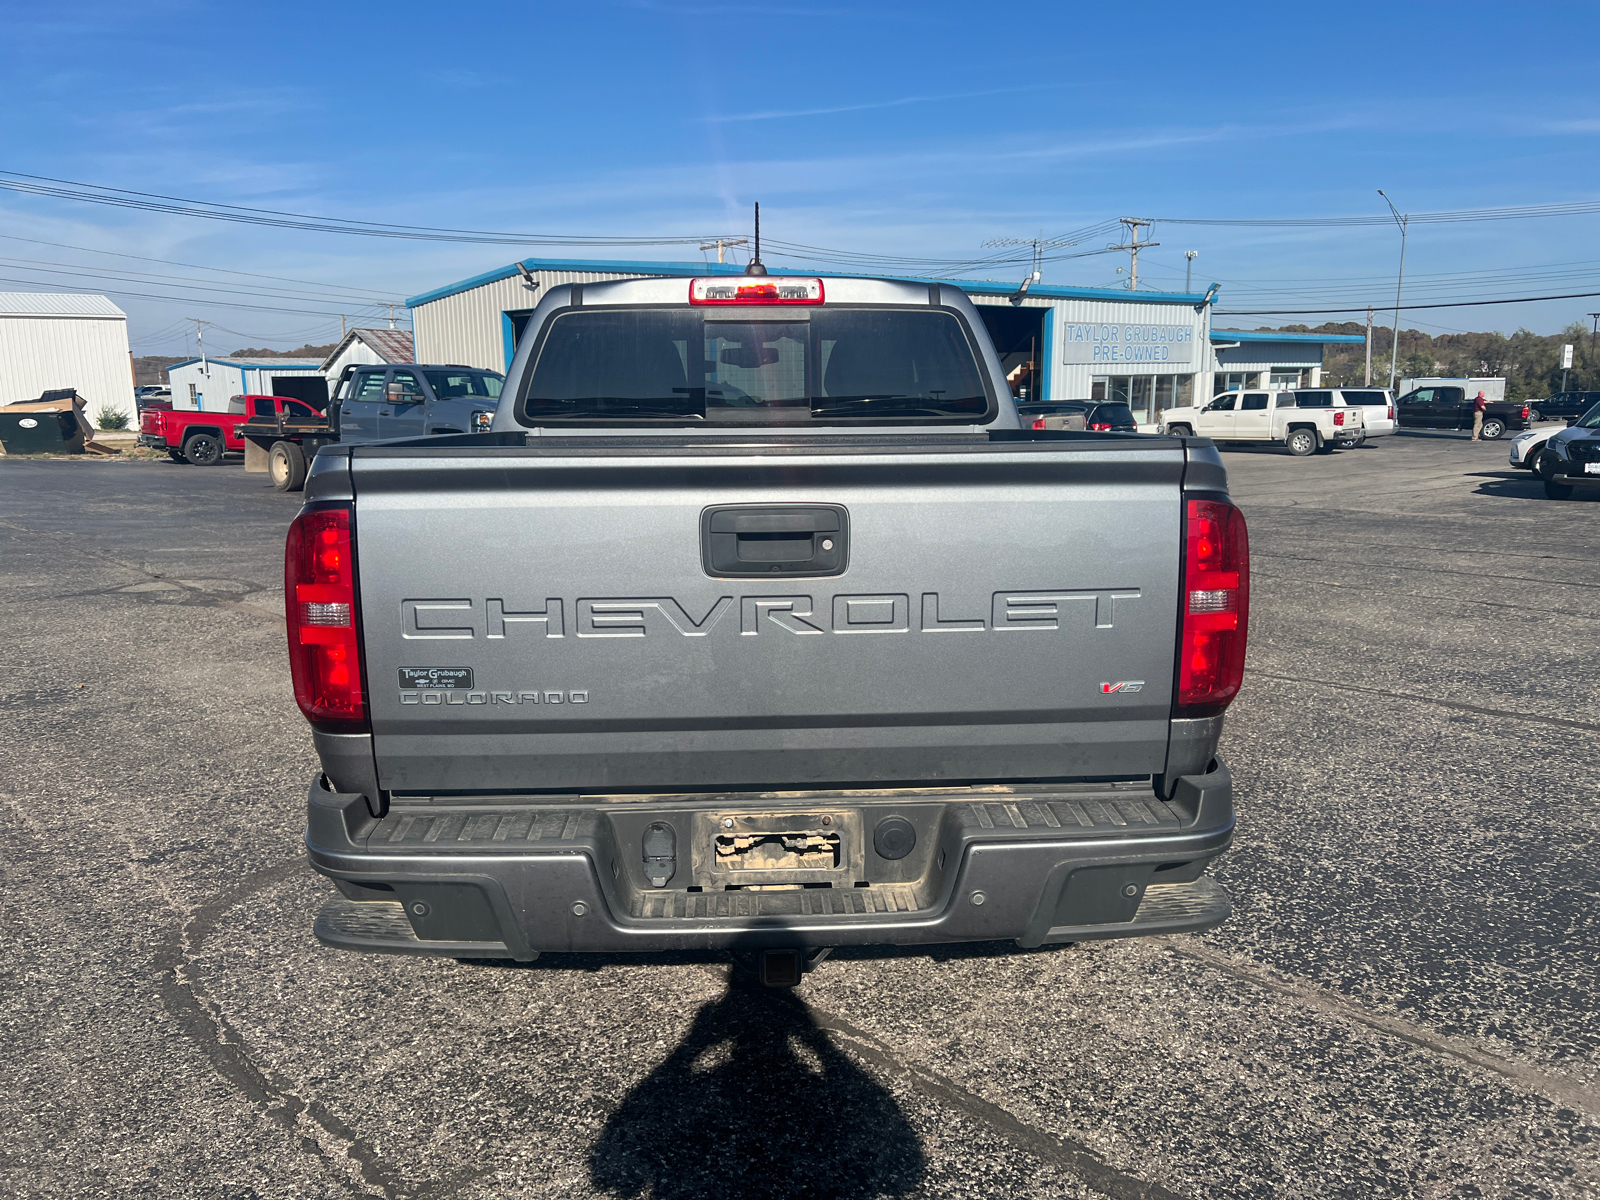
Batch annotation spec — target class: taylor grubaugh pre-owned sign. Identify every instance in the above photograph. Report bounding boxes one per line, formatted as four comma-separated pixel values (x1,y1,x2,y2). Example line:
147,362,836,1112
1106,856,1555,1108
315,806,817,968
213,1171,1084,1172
1061,323,1196,366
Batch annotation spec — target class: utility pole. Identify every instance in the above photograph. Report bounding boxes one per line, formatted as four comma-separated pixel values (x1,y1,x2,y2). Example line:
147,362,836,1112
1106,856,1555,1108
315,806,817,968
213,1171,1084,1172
1588,312,1600,362
699,237,748,264
187,317,209,376
1365,306,1374,385
385,304,398,331
340,314,347,339
1184,250,1198,293
1378,191,1408,392
1107,218,1158,291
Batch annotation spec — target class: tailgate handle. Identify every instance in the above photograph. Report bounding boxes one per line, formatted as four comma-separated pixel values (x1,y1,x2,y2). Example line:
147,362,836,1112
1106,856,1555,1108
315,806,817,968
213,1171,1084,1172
701,505,848,578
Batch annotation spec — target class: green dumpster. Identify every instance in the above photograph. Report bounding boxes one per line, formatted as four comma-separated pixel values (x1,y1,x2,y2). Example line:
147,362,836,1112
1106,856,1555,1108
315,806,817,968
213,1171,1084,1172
0,410,82,454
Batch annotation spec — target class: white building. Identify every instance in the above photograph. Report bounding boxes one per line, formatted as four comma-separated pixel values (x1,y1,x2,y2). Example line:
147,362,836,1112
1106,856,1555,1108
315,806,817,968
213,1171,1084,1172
166,356,327,412
406,259,1365,426
1210,329,1367,393
0,293,135,429
320,327,415,381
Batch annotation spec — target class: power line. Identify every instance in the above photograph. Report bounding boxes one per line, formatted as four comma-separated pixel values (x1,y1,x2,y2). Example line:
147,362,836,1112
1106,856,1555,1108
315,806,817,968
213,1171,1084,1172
0,274,395,319
0,232,403,300
1215,289,1600,315
0,169,733,247
1154,197,1600,227
0,256,403,307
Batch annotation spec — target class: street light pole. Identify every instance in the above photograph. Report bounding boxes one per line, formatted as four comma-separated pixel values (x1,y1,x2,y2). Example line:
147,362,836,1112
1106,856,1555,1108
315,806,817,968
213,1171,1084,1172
1378,190,1408,392
1184,250,1198,293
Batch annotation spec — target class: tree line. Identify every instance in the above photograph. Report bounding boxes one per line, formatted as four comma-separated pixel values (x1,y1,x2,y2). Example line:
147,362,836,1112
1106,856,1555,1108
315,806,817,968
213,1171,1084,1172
1262,320,1599,400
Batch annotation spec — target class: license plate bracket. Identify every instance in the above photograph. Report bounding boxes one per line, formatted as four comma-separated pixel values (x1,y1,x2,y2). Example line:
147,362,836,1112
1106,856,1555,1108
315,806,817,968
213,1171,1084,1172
691,810,864,887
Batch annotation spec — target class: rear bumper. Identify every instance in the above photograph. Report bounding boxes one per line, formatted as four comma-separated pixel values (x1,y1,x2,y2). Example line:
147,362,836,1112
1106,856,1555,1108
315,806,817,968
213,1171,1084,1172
305,760,1236,960
137,434,168,448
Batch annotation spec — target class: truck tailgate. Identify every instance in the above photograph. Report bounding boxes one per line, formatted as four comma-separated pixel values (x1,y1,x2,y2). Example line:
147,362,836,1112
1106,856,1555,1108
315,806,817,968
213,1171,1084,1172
350,439,1184,793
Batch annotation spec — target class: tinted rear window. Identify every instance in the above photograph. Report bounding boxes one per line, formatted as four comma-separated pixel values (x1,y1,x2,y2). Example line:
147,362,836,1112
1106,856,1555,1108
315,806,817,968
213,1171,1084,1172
520,307,990,424
1295,390,1334,407
425,370,503,400
1091,404,1135,423
1339,390,1388,406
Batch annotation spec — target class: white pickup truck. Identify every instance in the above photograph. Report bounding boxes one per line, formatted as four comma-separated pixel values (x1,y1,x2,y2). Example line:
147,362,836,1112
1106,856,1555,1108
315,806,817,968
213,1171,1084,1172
1159,390,1363,456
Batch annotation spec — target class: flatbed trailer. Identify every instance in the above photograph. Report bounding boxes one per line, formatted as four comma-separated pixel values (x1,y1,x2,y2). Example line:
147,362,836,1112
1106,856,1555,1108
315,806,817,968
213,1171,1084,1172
237,408,338,491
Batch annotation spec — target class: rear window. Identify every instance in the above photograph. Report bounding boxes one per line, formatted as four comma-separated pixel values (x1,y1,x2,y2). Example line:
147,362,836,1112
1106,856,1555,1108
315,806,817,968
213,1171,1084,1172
1339,390,1388,406
1295,390,1334,407
425,370,503,400
1090,404,1135,423
519,307,991,424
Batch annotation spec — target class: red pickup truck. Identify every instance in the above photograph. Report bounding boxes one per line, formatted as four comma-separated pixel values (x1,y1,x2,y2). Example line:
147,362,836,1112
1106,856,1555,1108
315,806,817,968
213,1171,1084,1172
139,395,320,465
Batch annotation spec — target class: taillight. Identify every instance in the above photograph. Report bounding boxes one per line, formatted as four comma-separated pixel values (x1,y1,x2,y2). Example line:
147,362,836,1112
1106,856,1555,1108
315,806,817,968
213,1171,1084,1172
284,506,366,730
1333,411,1345,426
1090,422,1112,431
1387,405,1395,420
689,277,824,305
1032,417,1046,430
1521,405,1529,419
1177,498,1249,717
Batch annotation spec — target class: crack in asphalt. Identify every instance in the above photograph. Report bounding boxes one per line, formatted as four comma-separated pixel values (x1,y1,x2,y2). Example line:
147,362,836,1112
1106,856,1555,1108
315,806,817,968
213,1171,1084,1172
1165,939,1600,1119
782,986,1190,1200
1252,670,1600,734
156,859,489,1200
0,517,284,625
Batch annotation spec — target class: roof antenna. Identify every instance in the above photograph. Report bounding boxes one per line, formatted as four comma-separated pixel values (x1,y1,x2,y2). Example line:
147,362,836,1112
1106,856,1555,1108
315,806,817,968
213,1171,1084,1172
745,201,767,275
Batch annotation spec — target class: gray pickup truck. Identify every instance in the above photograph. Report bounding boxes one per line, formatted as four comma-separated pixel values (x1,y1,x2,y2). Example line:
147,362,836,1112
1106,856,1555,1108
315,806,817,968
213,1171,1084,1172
288,273,1248,984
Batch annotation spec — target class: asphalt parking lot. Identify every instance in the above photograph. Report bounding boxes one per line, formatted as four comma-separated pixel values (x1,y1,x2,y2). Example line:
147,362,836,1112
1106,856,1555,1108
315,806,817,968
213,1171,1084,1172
2,431,1596,1200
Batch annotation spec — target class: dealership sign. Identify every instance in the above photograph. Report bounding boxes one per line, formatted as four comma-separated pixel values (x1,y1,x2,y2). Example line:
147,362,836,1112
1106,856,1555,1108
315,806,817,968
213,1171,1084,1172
1061,322,1196,365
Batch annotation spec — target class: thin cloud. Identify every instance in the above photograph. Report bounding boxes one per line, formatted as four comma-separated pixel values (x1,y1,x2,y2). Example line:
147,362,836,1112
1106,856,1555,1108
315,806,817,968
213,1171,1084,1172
1539,118,1600,133
706,83,1075,124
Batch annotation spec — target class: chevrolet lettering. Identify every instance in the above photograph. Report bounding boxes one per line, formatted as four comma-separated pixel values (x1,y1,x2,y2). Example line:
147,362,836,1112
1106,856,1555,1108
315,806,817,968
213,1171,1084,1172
287,272,1249,980
399,590,1142,639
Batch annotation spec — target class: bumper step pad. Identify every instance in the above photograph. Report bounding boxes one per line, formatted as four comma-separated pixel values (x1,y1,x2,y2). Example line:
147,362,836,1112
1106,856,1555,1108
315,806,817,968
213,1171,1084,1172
1039,877,1231,944
313,896,515,959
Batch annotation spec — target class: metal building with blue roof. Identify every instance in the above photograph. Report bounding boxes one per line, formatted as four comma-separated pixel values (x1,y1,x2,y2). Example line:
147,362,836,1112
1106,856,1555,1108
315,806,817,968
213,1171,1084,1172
406,258,1366,427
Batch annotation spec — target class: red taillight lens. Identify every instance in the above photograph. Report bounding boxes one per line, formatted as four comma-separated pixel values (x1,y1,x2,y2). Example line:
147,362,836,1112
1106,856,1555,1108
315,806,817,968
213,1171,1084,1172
284,506,366,730
689,277,825,305
1090,421,1112,431
1177,498,1249,717
1387,405,1395,420
1521,405,1529,419
1334,410,1345,426
1032,417,1046,429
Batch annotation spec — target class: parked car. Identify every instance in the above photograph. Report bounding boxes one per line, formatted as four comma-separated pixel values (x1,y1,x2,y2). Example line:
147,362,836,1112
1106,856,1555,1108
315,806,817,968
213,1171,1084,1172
240,364,509,492
292,273,1244,979
1016,401,1137,432
1536,403,1600,499
1509,423,1566,476
329,363,504,441
138,404,248,464
1393,386,1530,439
1160,389,1363,456
1321,387,1395,442
142,395,324,464
1529,390,1600,422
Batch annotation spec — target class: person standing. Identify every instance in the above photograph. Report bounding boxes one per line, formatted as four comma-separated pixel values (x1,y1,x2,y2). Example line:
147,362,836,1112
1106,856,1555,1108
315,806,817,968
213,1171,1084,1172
1470,390,1487,441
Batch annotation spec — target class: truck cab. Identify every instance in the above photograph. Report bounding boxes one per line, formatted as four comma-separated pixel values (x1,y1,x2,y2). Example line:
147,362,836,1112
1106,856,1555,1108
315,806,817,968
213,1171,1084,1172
330,364,504,443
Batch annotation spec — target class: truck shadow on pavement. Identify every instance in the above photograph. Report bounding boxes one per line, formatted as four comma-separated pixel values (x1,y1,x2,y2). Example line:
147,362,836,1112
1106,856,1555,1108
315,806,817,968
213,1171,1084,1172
585,973,925,1200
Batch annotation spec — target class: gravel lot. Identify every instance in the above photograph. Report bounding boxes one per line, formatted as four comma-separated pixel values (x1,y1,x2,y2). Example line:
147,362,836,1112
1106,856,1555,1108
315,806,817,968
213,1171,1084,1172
1,432,1596,1199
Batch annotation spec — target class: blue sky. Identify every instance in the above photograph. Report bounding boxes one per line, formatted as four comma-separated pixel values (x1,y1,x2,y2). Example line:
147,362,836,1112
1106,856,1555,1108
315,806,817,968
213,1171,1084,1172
2,0,1598,355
